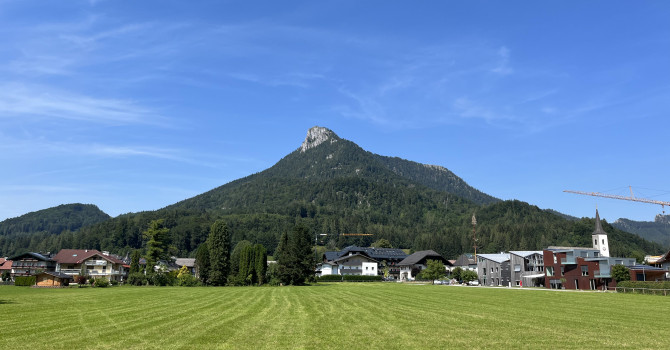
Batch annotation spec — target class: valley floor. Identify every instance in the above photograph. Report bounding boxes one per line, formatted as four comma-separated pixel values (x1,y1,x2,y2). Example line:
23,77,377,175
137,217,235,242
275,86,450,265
0,283,668,349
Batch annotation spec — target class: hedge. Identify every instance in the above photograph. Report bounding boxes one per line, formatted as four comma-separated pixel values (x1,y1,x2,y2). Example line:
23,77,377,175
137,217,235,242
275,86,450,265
616,281,670,296
318,275,383,282
14,276,36,286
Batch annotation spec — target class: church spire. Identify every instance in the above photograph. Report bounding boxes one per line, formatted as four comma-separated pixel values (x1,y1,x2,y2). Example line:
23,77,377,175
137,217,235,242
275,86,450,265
592,209,608,235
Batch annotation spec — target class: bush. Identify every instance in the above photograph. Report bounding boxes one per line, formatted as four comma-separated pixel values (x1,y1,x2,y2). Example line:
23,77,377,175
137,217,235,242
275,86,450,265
88,277,95,285
93,278,110,288
75,275,88,285
151,271,177,286
14,276,36,286
177,273,200,287
617,281,670,295
318,275,383,282
128,272,147,286
110,279,119,286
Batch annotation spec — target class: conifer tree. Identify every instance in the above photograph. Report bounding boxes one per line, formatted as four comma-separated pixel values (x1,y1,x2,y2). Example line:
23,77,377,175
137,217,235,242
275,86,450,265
195,242,210,285
130,249,141,274
208,220,231,286
143,219,170,275
254,244,267,286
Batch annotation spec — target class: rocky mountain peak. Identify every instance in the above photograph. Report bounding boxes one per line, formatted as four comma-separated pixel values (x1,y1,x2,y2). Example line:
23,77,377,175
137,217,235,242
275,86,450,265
300,126,338,152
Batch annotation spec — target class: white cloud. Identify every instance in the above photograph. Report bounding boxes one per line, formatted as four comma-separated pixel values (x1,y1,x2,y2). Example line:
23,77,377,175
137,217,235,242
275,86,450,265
491,46,513,75
0,83,167,126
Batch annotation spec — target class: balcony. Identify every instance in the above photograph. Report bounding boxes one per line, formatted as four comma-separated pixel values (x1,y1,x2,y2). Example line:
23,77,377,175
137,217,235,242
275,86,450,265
593,269,611,278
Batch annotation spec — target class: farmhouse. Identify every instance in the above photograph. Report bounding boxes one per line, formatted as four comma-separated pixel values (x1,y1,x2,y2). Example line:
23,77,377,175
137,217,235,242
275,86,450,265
398,250,451,281
452,253,477,272
9,252,57,279
35,271,73,287
53,249,127,282
321,246,407,278
0,258,12,279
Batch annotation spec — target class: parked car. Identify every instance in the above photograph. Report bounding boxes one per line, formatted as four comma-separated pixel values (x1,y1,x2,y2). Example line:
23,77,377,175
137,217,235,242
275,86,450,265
467,280,480,286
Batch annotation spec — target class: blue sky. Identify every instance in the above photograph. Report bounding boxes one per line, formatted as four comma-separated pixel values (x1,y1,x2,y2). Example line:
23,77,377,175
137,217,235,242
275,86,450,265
1,1,669,223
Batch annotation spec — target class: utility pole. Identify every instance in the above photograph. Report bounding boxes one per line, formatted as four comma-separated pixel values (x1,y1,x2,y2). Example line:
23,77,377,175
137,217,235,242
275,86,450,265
472,213,478,259
314,233,326,276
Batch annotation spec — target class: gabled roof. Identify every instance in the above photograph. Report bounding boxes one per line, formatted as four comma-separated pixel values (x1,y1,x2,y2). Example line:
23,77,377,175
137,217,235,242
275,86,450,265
0,258,12,270
477,253,510,264
656,249,670,264
8,252,54,262
453,254,476,267
332,253,378,264
326,246,407,262
398,250,450,266
174,258,196,268
37,271,73,280
509,251,543,258
53,249,124,265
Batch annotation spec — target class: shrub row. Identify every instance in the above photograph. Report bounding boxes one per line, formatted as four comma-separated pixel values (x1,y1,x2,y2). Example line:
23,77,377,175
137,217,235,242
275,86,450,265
318,275,383,282
617,281,670,295
14,276,36,286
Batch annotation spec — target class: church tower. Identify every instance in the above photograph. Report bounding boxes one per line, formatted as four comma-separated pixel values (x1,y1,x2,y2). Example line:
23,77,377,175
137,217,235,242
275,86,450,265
592,209,610,257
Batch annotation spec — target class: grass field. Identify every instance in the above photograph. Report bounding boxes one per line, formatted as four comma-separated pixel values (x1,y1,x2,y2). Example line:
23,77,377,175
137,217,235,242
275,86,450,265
1,283,668,349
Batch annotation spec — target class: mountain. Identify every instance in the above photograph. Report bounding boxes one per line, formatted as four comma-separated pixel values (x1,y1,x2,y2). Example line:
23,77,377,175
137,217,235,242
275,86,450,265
0,127,663,259
612,214,670,248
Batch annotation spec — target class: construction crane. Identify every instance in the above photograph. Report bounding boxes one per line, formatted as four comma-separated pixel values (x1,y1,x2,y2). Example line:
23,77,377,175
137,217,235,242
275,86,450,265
339,233,374,236
564,186,670,214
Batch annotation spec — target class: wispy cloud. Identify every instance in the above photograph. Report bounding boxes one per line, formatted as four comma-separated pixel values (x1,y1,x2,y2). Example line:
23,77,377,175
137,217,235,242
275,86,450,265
0,83,167,126
491,46,513,75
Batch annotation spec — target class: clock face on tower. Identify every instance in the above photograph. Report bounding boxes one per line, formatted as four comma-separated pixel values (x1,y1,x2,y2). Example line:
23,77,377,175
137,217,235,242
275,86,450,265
603,247,607,251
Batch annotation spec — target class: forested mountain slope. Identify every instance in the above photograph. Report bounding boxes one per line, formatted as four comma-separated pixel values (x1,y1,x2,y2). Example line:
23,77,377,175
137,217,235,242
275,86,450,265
0,127,662,259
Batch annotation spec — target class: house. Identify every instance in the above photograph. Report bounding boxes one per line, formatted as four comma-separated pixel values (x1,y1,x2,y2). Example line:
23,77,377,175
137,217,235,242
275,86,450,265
509,251,545,287
321,246,407,279
452,253,477,272
398,250,451,281
629,265,667,282
174,258,196,275
53,249,127,282
543,247,636,290
651,249,670,279
0,258,12,280
477,253,510,286
543,210,650,290
35,271,73,287
333,253,379,276
9,252,56,278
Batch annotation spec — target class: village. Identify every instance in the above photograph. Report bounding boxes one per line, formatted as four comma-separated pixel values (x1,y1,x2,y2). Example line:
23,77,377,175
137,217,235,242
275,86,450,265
2,210,668,291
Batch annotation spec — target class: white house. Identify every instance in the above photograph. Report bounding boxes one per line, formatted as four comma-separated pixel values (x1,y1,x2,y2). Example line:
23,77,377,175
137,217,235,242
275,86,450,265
397,250,451,281
319,252,379,276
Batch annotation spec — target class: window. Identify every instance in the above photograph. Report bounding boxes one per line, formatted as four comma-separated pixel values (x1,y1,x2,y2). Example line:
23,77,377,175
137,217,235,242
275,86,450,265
594,252,599,257
594,239,598,246
560,266,564,275
546,267,554,276
581,266,588,276
553,254,557,263
615,260,623,265
602,239,605,245
490,267,493,273
514,264,521,272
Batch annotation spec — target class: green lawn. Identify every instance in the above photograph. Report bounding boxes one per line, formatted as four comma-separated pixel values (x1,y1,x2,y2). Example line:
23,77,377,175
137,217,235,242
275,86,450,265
0,283,668,349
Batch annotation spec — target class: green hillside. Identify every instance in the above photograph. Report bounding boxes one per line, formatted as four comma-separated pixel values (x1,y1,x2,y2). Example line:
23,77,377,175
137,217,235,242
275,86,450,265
0,204,110,256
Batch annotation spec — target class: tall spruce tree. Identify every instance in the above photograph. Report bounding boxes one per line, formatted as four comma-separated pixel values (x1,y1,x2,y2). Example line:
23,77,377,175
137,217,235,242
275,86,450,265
143,219,170,275
130,249,141,274
195,242,211,285
254,244,267,286
276,224,313,285
230,240,252,277
208,220,231,286
238,245,256,285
